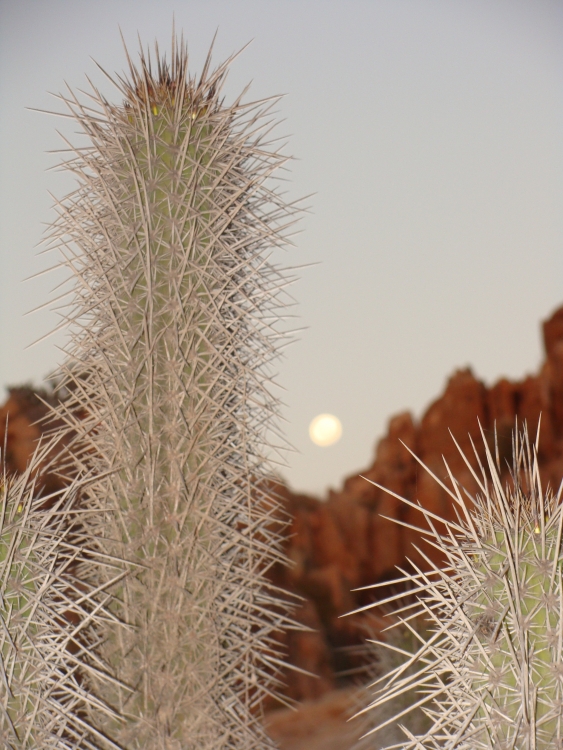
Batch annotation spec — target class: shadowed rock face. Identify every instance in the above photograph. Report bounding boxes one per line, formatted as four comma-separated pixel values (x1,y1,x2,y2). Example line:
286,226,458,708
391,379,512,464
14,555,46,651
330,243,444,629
3,306,563,705
0,386,73,499
0,387,52,474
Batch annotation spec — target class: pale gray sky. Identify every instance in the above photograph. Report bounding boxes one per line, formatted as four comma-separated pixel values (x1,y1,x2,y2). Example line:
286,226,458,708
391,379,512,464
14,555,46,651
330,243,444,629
1,0,562,495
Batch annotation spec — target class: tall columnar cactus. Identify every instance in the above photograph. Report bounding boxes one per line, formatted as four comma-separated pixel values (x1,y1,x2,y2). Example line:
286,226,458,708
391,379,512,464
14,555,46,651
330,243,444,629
39,33,300,749
352,424,563,749
0,441,121,749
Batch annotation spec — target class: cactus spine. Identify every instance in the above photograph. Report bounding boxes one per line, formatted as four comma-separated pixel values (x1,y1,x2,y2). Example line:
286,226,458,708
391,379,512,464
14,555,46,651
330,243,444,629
353,425,563,749
40,33,299,749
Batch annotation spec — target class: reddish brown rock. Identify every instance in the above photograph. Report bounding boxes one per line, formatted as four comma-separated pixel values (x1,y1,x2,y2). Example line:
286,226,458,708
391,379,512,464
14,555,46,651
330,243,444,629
0,387,49,474
0,386,72,496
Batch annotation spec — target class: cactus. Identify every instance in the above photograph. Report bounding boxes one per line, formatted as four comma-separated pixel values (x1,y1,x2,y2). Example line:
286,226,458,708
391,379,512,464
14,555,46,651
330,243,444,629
0,439,122,749
351,424,563,749
349,606,434,749
37,31,300,749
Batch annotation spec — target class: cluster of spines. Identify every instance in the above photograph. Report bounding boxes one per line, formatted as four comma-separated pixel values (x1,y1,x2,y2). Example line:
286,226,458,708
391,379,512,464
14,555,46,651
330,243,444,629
0,437,123,749
37,31,301,750
348,604,434,750
350,423,563,749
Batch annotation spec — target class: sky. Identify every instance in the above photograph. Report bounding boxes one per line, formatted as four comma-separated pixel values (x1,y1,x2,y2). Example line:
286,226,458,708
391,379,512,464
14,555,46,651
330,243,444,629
1,0,562,496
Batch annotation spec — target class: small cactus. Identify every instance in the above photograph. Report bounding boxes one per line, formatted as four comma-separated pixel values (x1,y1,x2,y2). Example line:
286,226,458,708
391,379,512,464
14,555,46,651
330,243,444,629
350,608,434,749
351,423,563,749
0,440,121,749
39,30,301,749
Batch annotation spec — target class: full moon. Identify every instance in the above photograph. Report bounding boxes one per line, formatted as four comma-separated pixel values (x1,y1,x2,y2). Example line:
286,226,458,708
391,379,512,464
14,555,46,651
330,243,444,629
309,414,342,447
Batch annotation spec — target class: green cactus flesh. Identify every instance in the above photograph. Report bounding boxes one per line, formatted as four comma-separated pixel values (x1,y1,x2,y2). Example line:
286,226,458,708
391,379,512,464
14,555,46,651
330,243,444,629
0,458,120,749
45,36,299,749
0,494,39,745
467,522,563,748
101,99,230,743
